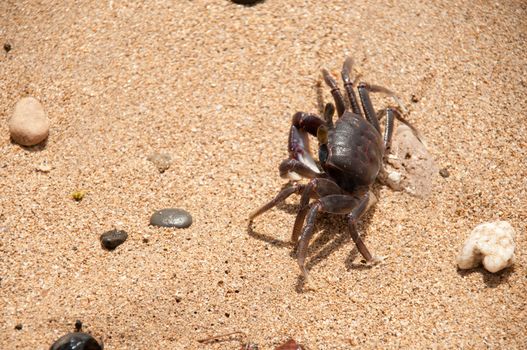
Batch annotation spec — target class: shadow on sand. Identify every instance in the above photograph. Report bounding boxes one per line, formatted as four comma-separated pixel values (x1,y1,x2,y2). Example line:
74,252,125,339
456,265,515,288
247,183,383,293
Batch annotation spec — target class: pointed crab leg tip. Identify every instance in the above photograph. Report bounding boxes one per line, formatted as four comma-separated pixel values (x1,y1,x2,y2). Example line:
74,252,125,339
321,68,332,83
342,57,353,71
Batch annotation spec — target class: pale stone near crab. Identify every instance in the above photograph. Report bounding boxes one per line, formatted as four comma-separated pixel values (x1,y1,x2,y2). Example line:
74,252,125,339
457,221,516,273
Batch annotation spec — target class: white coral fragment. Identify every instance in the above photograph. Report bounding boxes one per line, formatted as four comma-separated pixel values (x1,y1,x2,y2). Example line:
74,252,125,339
457,221,516,273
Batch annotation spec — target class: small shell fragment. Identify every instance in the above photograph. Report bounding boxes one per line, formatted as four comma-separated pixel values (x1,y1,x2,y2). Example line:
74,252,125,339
35,161,52,172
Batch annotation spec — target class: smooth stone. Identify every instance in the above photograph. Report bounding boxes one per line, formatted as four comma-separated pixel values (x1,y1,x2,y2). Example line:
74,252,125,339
9,97,49,146
150,208,192,228
100,229,128,250
232,0,263,4
49,332,102,350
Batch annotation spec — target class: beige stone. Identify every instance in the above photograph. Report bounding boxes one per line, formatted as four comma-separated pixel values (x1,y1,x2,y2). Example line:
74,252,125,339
8,97,49,146
457,221,516,273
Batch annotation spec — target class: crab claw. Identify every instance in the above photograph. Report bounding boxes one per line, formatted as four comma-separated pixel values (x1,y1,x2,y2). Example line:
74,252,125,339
281,125,320,180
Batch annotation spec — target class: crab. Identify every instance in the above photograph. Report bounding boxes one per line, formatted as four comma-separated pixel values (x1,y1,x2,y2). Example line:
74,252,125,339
250,57,408,279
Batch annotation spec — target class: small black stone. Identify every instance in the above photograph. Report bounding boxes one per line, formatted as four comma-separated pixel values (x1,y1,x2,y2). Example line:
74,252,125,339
100,229,128,250
232,0,264,5
74,320,83,332
150,208,192,228
14,323,22,330
439,168,450,178
50,332,102,350
411,94,420,103
4,43,12,53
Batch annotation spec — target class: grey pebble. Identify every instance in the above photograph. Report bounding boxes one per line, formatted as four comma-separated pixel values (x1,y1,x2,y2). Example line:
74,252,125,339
49,332,102,350
100,229,128,250
150,208,192,228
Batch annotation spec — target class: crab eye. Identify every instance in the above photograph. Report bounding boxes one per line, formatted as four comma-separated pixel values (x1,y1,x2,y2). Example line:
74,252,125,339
317,125,328,144
319,144,328,164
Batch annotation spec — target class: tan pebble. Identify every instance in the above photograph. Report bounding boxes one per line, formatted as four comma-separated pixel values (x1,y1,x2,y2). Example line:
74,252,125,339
9,97,50,146
147,152,172,173
348,337,359,346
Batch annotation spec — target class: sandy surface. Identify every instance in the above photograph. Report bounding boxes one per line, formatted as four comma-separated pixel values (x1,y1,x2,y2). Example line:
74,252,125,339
1,1,526,349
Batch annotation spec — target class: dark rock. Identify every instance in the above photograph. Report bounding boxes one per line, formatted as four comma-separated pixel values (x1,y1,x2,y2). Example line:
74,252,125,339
15,323,22,330
100,229,128,250
150,208,192,228
49,332,102,350
439,168,450,178
4,43,11,53
74,320,83,332
232,0,264,4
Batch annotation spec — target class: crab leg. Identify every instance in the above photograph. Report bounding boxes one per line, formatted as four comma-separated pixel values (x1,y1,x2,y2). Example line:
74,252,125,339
296,193,373,278
322,69,346,117
341,57,362,116
249,183,305,221
346,192,376,262
382,108,395,152
292,178,343,243
323,103,335,128
357,83,382,134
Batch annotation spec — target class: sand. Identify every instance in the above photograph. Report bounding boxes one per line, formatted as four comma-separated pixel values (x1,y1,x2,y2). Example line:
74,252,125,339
1,1,526,349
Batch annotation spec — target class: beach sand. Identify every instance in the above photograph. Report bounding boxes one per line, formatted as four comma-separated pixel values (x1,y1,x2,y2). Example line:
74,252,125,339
1,1,526,349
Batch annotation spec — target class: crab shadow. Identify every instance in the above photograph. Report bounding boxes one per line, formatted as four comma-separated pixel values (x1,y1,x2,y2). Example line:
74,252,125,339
247,183,383,293
456,266,515,288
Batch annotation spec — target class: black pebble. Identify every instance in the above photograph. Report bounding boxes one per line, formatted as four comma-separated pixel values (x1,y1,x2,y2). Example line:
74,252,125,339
232,0,263,4
439,168,450,178
15,323,22,330
49,332,102,350
74,320,83,332
100,229,128,250
150,208,192,228
4,43,12,53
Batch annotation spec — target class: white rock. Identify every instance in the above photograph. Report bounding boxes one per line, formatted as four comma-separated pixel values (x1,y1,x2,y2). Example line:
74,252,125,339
8,97,49,146
387,171,402,184
457,221,516,273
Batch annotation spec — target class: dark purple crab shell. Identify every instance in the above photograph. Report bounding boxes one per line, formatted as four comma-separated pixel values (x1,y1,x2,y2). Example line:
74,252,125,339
321,111,384,193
